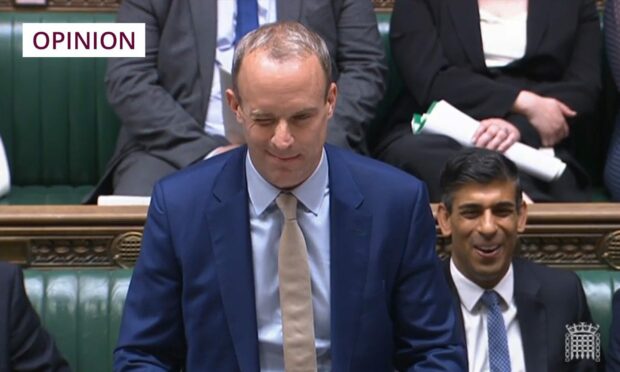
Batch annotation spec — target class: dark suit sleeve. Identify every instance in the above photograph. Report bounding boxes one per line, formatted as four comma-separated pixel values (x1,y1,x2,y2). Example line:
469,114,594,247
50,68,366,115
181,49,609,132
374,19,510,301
608,290,620,372
114,183,185,370
393,184,467,371
8,266,70,372
529,0,601,115
326,0,387,153
390,0,521,119
106,0,223,169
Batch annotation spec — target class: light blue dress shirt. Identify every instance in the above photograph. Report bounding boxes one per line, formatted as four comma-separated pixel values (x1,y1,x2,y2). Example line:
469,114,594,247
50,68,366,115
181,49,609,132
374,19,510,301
245,149,331,371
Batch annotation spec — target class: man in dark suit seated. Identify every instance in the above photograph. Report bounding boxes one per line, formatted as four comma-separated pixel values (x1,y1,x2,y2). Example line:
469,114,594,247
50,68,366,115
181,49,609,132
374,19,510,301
609,289,620,371
88,0,386,201
436,148,602,371
114,21,466,371
0,261,69,371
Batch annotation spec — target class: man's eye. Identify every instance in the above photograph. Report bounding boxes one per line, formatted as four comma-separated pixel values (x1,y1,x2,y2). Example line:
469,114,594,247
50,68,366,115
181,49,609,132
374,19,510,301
254,119,274,125
292,114,312,123
460,211,480,219
494,209,514,217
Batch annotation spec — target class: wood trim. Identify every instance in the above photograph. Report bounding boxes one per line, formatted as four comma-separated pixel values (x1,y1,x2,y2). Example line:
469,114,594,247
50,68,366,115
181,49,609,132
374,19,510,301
1,203,620,270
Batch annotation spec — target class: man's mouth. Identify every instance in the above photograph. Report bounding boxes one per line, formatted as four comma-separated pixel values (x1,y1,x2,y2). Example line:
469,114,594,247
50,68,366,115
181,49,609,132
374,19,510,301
270,153,300,162
474,244,502,257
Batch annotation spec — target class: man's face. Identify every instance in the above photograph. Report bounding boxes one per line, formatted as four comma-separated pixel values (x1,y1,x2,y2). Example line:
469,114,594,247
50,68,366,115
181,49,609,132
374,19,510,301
226,50,336,189
437,181,527,288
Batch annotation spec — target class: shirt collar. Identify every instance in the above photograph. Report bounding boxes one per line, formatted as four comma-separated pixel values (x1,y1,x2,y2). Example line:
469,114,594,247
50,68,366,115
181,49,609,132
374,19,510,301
245,148,328,216
450,258,514,312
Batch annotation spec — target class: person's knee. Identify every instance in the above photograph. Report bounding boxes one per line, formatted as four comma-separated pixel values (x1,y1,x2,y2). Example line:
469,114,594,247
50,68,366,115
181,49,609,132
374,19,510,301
113,152,177,196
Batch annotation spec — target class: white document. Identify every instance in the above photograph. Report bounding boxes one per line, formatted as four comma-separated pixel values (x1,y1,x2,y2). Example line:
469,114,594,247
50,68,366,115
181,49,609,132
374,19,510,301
219,65,245,144
97,195,151,206
0,136,10,198
412,100,566,181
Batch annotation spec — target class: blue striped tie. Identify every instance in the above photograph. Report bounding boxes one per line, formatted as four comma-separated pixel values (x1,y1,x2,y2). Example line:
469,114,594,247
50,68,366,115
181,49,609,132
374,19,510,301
235,0,259,45
481,290,511,372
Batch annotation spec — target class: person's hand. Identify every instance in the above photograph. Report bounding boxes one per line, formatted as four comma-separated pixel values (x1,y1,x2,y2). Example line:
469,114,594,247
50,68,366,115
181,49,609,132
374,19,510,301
513,90,575,147
205,144,241,159
472,118,521,152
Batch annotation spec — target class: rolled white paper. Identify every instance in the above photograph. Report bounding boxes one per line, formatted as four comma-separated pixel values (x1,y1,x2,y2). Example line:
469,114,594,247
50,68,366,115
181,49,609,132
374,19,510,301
412,100,566,181
0,136,10,198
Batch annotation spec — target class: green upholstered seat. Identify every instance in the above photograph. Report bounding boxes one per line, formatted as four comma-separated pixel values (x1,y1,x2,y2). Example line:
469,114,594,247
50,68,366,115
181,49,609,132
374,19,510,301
576,270,620,354
0,12,120,204
20,268,620,371
24,269,131,372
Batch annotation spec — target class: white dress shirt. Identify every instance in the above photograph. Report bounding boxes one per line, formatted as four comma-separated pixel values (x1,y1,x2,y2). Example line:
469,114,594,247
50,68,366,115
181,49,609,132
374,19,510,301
479,8,527,68
205,0,277,136
245,149,331,371
450,259,527,372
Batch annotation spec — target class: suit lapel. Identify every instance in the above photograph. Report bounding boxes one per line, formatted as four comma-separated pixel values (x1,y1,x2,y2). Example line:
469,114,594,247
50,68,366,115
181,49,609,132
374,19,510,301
448,0,487,70
525,0,550,56
206,148,260,372
442,261,468,349
189,0,217,116
325,146,372,371
276,0,302,21
513,259,547,372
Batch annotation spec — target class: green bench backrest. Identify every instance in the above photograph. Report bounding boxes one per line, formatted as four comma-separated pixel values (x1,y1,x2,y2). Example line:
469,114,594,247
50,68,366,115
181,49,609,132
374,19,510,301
0,12,120,187
21,268,620,371
24,269,131,372
576,269,620,355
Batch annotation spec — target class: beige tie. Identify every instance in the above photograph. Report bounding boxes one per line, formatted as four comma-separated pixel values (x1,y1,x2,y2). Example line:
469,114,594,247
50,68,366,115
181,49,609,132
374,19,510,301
276,193,317,372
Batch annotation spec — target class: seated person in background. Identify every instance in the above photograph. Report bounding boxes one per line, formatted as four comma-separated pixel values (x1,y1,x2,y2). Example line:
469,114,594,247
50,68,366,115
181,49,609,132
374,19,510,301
609,289,620,371
376,0,601,202
436,148,602,371
604,0,620,201
86,0,386,202
114,22,466,371
0,261,70,371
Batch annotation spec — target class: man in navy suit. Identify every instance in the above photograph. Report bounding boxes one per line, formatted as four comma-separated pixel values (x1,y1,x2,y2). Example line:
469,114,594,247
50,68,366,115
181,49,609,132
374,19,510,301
0,262,69,371
436,148,602,371
114,21,466,371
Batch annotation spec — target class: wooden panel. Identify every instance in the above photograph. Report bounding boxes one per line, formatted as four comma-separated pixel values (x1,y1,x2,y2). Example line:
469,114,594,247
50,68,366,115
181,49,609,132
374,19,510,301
1,203,620,269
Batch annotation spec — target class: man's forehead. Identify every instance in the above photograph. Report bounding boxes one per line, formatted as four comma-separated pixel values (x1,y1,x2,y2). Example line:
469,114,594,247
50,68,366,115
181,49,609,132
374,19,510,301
452,181,517,207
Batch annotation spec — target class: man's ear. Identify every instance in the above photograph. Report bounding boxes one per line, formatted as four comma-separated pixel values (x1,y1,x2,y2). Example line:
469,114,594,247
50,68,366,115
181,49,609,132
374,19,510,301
436,203,453,237
517,200,528,233
326,82,337,118
225,88,243,123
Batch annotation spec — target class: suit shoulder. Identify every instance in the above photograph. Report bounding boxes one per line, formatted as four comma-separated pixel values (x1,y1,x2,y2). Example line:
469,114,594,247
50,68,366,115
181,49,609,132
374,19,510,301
515,258,582,289
0,261,19,282
328,146,427,192
157,149,238,195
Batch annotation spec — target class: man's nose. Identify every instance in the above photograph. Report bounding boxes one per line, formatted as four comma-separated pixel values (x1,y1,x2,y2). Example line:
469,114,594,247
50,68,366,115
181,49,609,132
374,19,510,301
477,210,498,236
272,120,294,149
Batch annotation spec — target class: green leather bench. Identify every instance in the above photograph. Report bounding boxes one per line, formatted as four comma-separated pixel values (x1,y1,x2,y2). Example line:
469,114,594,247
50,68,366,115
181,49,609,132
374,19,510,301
0,12,120,204
22,268,620,371
24,269,131,371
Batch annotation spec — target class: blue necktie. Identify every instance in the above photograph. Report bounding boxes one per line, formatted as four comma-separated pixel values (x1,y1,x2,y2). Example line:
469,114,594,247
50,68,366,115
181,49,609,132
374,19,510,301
235,0,259,45
481,290,511,372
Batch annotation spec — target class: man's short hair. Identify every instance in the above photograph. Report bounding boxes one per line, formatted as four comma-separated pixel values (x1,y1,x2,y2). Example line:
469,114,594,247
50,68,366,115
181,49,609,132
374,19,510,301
231,21,332,101
439,148,523,212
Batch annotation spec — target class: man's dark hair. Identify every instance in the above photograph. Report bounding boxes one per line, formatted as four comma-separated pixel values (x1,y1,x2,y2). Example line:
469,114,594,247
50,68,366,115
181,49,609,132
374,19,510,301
439,148,523,212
